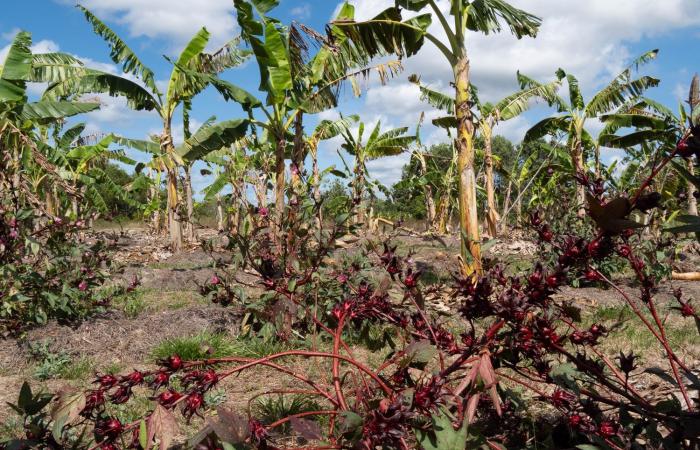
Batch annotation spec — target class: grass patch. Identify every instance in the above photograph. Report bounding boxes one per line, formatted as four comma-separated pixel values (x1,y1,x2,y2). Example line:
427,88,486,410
254,394,322,432
113,288,205,317
151,332,309,362
151,332,238,361
60,358,95,381
0,417,22,441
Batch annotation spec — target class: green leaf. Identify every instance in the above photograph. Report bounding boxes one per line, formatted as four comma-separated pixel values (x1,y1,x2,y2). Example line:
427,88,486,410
333,7,432,60
20,101,100,122
17,382,32,412
338,410,363,435
0,78,27,101
78,5,160,96
178,119,249,162
550,363,580,393
262,22,292,101
44,71,160,111
400,340,437,368
1,31,33,81
251,0,279,14
139,420,148,449
166,27,211,109
466,0,541,39
51,389,86,441
416,407,469,450
396,0,431,11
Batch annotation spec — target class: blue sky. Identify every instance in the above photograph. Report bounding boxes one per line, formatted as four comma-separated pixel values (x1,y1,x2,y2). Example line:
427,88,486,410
2,0,700,197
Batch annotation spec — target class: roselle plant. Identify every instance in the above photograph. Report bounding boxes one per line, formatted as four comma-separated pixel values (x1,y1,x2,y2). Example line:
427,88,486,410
3,142,700,450
0,203,116,334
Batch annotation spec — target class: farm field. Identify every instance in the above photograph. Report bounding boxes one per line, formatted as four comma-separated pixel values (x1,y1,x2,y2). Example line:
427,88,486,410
1,1,700,449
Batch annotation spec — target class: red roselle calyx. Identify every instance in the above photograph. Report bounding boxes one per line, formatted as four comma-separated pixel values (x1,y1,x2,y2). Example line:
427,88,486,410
249,419,268,443
598,421,619,438
150,371,170,389
95,417,123,441
155,389,182,408
584,269,601,282
109,385,132,404
198,369,219,391
121,370,144,386
94,373,119,389
183,392,205,420
160,354,183,371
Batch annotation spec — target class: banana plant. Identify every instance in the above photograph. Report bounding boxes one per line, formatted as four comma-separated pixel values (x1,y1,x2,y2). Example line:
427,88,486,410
221,0,404,236
523,50,660,217
43,6,248,251
0,31,100,209
340,120,416,224
598,78,700,236
331,0,542,273
306,115,359,211
411,73,561,237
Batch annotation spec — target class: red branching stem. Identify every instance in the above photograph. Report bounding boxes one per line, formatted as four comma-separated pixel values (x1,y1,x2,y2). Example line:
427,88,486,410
333,316,349,410
266,409,339,430
596,271,690,372
496,371,548,398
214,351,392,396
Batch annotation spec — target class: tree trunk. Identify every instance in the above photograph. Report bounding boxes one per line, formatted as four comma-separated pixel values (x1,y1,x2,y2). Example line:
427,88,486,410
216,194,225,232
230,177,243,236
500,177,513,233
166,169,182,252
454,56,482,275
417,153,437,231
484,127,499,238
353,153,365,224
183,164,195,242
436,193,449,235
688,160,698,216
274,136,286,225
148,171,161,233
572,142,586,218
71,196,79,219
162,121,182,252
255,175,267,209
311,145,323,229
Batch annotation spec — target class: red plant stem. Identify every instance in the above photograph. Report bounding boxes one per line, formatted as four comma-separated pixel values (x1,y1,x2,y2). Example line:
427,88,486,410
266,409,339,430
214,351,392,397
586,345,649,405
496,371,548,398
406,291,444,370
630,150,678,207
597,271,694,410
188,358,338,407
278,286,356,357
596,271,690,372
333,316,349,411
603,438,625,450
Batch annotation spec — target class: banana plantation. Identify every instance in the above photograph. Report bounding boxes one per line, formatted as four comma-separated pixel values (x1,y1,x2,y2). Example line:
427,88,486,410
1,1,700,449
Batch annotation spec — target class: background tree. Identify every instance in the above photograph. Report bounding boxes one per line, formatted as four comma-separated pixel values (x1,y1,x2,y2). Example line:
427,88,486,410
339,120,416,224
333,0,542,274
523,51,659,216
45,7,248,251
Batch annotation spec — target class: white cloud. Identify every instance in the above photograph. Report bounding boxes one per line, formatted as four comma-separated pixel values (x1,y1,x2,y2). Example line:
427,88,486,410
73,0,238,50
290,3,312,20
329,0,700,182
